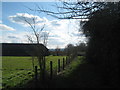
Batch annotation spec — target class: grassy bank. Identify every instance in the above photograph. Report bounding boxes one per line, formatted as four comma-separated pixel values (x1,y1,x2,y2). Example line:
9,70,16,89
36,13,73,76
49,56,103,88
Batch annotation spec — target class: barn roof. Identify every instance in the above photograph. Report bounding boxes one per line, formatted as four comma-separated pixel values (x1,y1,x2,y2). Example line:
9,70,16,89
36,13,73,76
1,43,49,56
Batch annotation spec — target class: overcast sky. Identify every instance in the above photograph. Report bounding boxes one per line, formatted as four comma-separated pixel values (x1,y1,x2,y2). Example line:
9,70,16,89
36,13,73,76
0,2,86,49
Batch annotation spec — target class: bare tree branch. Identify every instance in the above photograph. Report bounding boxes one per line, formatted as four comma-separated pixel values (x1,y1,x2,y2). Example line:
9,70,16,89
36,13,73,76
34,2,106,19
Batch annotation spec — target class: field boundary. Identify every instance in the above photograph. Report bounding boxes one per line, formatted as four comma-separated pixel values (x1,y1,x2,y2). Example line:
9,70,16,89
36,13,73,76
2,56,76,89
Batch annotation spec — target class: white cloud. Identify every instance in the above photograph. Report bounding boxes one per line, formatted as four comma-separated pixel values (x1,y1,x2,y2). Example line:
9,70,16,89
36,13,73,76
8,13,86,48
45,19,87,48
7,36,19,39
0,24,16,31
0,20,2,24
9,13,46,27
2,32,28,43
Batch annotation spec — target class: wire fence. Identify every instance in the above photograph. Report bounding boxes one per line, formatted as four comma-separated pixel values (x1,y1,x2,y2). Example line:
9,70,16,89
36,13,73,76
2,56,75,89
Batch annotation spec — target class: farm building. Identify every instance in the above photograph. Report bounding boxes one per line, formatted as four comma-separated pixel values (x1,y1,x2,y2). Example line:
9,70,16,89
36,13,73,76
1,43,49,56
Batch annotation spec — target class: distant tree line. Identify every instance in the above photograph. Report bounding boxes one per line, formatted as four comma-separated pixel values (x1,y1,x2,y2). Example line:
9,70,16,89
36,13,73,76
49,43,87,57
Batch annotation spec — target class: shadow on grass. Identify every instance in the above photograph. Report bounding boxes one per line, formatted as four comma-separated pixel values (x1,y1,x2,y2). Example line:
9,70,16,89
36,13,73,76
41,57,103,88
49,63,103,88
23,57,106,88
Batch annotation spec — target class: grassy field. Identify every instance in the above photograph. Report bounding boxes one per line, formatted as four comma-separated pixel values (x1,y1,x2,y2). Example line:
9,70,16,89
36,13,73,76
2,56,66,88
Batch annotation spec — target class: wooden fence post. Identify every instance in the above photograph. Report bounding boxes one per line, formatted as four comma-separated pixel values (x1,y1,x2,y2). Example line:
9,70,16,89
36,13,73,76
63,58,65,70
43,56,46,81
58,59,60,73
35,66,38,81
66,57,68,65
43,56,46,70
68,56,70,63
50,61,53,79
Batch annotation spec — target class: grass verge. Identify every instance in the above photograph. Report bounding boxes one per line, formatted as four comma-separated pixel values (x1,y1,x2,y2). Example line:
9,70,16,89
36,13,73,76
48,56,103,88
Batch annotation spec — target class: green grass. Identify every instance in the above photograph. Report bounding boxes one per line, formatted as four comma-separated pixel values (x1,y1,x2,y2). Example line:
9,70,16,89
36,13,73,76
45,56,66,72
44,56,84,88
2,56,66,89
59,56,83,77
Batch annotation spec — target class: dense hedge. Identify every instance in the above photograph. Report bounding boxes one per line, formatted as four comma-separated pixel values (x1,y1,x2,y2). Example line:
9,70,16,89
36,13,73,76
82,2,120,87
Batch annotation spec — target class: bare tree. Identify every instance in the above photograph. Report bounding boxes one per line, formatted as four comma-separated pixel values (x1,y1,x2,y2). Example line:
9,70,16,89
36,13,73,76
18,13,49,80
